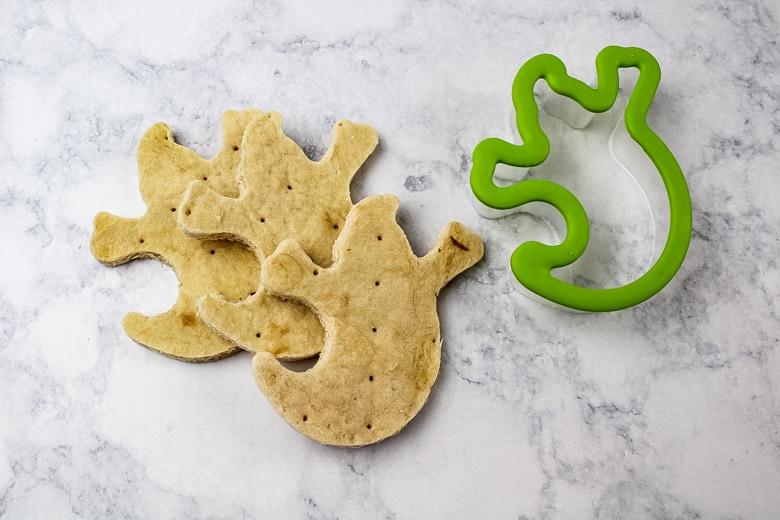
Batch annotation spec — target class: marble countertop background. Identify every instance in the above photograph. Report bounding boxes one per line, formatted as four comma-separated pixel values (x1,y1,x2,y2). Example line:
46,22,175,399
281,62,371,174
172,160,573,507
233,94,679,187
2,1,779,518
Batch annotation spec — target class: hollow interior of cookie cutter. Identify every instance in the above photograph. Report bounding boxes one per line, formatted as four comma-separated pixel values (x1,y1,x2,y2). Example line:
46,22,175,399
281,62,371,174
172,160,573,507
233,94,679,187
476,79,672,310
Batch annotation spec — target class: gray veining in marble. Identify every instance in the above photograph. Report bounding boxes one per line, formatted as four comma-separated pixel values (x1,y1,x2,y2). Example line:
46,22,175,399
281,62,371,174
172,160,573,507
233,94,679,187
1,0,779,518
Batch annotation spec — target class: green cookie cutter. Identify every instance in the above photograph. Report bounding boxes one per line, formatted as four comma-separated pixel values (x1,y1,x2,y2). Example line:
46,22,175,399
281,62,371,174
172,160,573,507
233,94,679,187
470,46,692,312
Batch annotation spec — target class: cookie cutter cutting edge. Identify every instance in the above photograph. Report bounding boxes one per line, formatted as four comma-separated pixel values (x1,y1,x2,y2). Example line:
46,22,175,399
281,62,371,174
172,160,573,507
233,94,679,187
469,46,692,312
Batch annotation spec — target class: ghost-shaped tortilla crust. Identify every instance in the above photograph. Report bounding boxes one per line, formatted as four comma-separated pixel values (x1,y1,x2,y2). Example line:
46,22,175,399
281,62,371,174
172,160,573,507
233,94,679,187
256,194,484,446
90,110,262,361
178,113,378,359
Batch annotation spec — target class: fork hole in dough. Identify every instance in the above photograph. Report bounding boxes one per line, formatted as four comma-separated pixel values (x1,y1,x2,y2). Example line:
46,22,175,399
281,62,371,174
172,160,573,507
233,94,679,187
210,250,215,255
313,269,319,276
371,327,377,333
139,238,145,244
333,224,339,230
233,145,239,151
366,424,372,430
255,332,261,338
374,281,380,286
170,207,176,212
302,415,308,422
368,375,374,381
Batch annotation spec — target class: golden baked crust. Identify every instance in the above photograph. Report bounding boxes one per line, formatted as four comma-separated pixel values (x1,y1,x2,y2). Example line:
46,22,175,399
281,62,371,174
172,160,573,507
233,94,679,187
178,113,378,359
255,194,484,446
90,109,262,361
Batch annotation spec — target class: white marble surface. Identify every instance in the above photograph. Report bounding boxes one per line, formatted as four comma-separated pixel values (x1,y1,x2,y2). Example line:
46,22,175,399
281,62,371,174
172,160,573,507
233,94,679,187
2,1,780,518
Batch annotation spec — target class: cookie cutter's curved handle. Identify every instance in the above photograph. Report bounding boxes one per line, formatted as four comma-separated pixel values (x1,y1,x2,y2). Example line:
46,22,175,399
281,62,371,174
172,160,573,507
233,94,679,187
470,46,692,312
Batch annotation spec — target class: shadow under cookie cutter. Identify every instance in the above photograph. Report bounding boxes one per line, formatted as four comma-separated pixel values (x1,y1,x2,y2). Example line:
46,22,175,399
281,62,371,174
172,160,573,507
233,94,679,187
470,46,692,312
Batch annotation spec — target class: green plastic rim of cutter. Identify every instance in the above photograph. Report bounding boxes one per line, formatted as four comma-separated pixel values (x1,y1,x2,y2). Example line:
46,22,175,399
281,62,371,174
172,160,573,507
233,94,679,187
470,46,692,312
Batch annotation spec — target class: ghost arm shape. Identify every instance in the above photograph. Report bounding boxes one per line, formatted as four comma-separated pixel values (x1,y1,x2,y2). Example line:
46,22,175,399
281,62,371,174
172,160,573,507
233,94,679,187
256,239,323,306
91,212,152,266
419,221,485,294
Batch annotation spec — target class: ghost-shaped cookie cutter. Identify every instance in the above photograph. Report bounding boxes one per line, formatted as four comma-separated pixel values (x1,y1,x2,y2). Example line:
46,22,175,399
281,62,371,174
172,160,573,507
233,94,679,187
470,46,692,312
